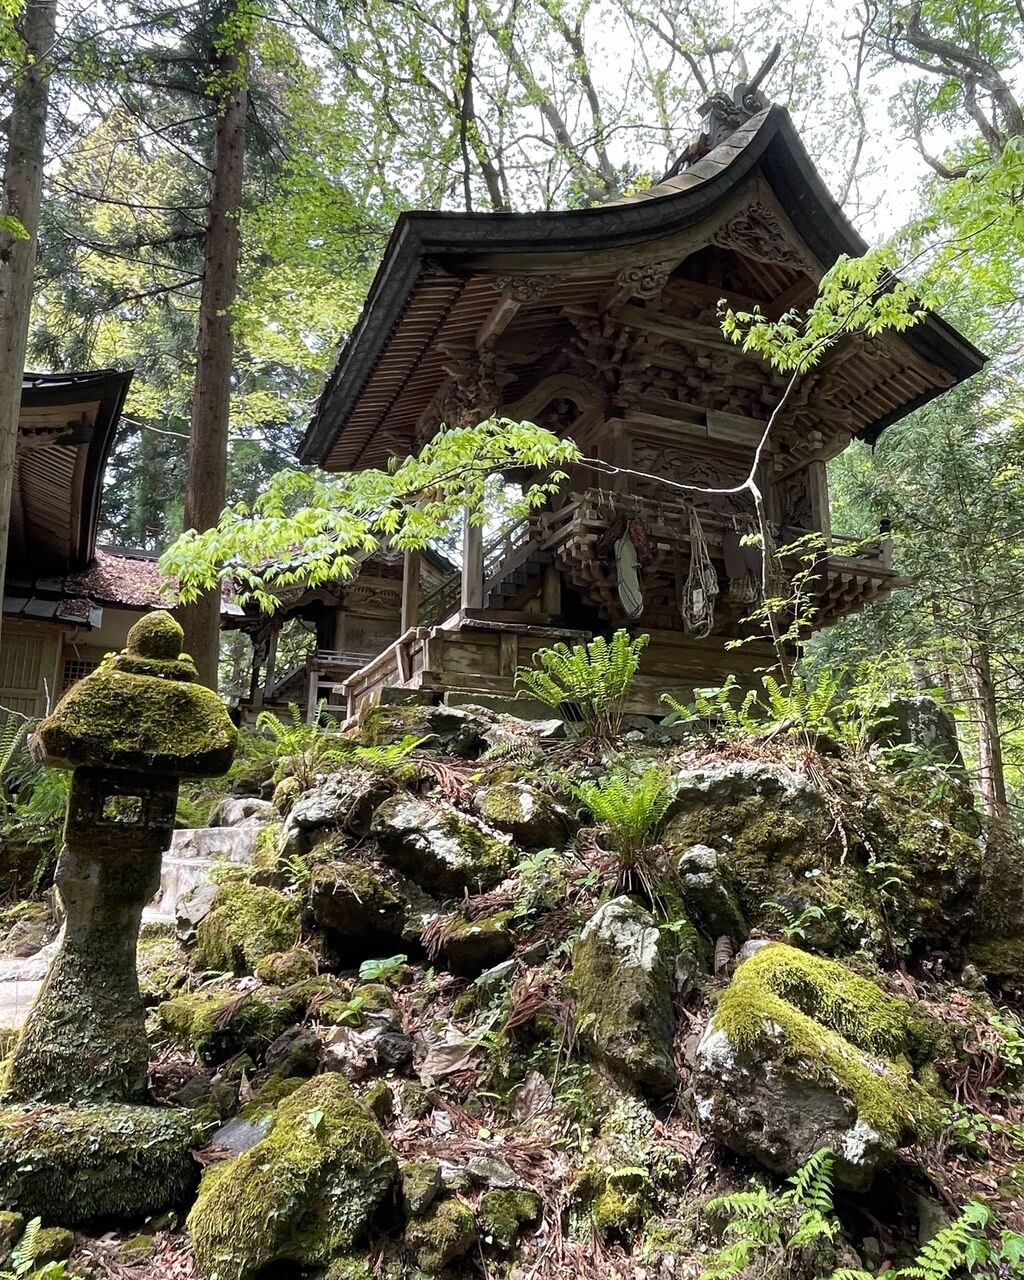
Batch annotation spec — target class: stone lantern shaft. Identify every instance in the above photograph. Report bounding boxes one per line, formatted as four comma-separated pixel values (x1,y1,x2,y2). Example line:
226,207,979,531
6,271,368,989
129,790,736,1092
2,611,237,1104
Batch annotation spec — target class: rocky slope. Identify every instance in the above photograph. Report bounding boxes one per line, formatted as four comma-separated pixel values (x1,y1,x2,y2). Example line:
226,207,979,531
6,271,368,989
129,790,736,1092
0,694,1023,1279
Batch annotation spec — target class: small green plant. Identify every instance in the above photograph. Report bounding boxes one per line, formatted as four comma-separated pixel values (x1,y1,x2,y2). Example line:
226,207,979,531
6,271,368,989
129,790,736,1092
574,763,673,895
358,954,407,982
255,703,351,789
516,629,649,740
0,1217,84,1279
352,734,426,771
663,669,846,746
700,1149,1024,1280
761,900,827,943
700,1147,839,1280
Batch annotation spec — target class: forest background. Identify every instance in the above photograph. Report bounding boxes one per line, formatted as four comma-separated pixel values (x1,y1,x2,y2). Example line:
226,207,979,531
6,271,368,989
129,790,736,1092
2,0,1023,809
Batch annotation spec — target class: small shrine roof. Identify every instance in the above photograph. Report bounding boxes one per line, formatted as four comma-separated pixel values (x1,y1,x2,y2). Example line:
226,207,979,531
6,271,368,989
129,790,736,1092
301,106,985,474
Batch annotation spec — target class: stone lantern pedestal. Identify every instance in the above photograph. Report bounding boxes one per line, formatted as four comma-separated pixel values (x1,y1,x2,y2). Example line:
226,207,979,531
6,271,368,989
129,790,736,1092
2,610,236,1105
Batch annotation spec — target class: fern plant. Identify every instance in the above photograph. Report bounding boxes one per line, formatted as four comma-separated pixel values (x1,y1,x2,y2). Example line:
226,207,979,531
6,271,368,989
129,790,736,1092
662,676,762,736
516,630,649,740
700,1147,839,1280
701,1150,1023,1280
663,669,847,746
574,763,673,895
255,704,352,789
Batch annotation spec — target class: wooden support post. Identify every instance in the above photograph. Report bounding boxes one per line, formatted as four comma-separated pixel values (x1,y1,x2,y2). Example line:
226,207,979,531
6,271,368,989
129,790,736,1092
262,624,279,710
402,549,421,631
542,565,562,616
248,637,263,709
461,510,484,611
306,652,321,725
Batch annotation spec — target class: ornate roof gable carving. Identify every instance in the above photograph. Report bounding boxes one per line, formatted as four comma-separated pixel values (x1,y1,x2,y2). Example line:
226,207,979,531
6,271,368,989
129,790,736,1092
712,201,814,271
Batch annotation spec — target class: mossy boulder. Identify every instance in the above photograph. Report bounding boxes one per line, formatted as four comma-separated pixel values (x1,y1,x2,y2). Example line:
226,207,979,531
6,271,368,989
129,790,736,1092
403,1198,476,1273
31,1227,74,1264
372,796,512,895
694,943,940,1189
254,946,319,986
478,1189,540,1249
154,984,305,1064
358,701,490,757
402,1159,443,1216
194,882,300,976
286,769,392,840
473,782,567,848
0,1103,197,1224
440,912,515,977
187,1074,397,1280
572,896,677,1093
137,925,191,1004
310,857,439,960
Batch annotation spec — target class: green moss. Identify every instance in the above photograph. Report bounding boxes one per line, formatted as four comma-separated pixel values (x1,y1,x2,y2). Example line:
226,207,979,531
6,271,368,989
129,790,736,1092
137,928,191,1004
363,1079,393,1123
477,1189,540,1249
0,1102,197,1224
401,1160,442,1216
575,1162,651,1240
252,822,284,873
715,944,939,1144
0,1211,22,1250
404,1198,476,1274
325,1256,374,1280
437,813,511,888
399,1082,434,1119
153,985,304,1065
254,946,318,986
194,883,300,976
119,1234,157,1265
238,1074,306,1121
34,666,236,777
31,1226,74,1264
188,1074,397,1280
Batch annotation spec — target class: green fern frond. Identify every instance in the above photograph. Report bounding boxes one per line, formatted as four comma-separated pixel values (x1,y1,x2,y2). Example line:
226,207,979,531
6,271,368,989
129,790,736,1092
517,629,647,739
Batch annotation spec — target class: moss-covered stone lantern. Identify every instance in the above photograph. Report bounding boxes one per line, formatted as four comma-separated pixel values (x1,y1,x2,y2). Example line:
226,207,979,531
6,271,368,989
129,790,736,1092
2,610,237,1104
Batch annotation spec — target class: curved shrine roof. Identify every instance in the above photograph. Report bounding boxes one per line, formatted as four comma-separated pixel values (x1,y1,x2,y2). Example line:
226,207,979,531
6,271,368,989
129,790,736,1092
301,106,985,473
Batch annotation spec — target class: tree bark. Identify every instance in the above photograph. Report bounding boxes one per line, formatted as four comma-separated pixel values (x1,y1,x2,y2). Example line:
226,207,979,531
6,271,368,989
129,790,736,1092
967,634,1007,817
178,12,248,689
0,0,56,654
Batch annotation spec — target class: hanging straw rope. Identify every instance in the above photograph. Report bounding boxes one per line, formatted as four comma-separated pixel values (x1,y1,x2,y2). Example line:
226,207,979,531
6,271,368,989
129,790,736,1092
680,506,719,637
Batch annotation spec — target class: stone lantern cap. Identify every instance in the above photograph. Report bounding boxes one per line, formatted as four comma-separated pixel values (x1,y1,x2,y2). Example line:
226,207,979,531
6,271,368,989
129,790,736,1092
31,610,237,777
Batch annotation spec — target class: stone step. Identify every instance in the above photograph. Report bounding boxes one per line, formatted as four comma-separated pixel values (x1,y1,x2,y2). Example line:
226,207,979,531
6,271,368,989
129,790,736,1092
145,817,270,924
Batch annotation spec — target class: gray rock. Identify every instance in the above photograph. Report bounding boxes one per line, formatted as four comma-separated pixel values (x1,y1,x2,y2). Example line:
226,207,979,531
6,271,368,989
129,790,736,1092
467,1154,519,1189
677,844,746,938
286,770,391,837
440,916,515,978
694,1022,892,1192
375,1031,415,1069
735,938,773,965
175,882,221,941
473,781,567,848
211,796,275,827
309,858,438,958
209,1114,272,1156
265,1027,321,1077
669,760,823,816
866,695,963,767
572,896,677,1093
371,796,512,895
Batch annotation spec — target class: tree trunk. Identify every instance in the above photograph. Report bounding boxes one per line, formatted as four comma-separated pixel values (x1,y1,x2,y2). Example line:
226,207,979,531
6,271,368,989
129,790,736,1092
967,635,1007,817
0,0,56,654
178,14,248,688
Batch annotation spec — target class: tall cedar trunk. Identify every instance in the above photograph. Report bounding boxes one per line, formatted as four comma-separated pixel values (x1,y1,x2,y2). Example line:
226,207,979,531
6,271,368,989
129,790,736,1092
968,635,1007,817
0,0,57,654
178,16,247,688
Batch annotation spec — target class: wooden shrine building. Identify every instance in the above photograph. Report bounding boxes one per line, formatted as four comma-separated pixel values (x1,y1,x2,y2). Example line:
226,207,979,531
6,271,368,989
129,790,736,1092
0,370,177,720
300,97,985,718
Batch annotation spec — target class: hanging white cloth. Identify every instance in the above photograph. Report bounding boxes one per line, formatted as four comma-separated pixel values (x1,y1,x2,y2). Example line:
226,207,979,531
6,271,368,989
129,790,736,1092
615,531,644,619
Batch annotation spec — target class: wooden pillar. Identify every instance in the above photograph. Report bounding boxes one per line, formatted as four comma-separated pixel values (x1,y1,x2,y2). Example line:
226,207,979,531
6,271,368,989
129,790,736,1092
461,510,484,611
542,565,561,616
247,636,262,709
402,549,421,631
262,623,280,707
